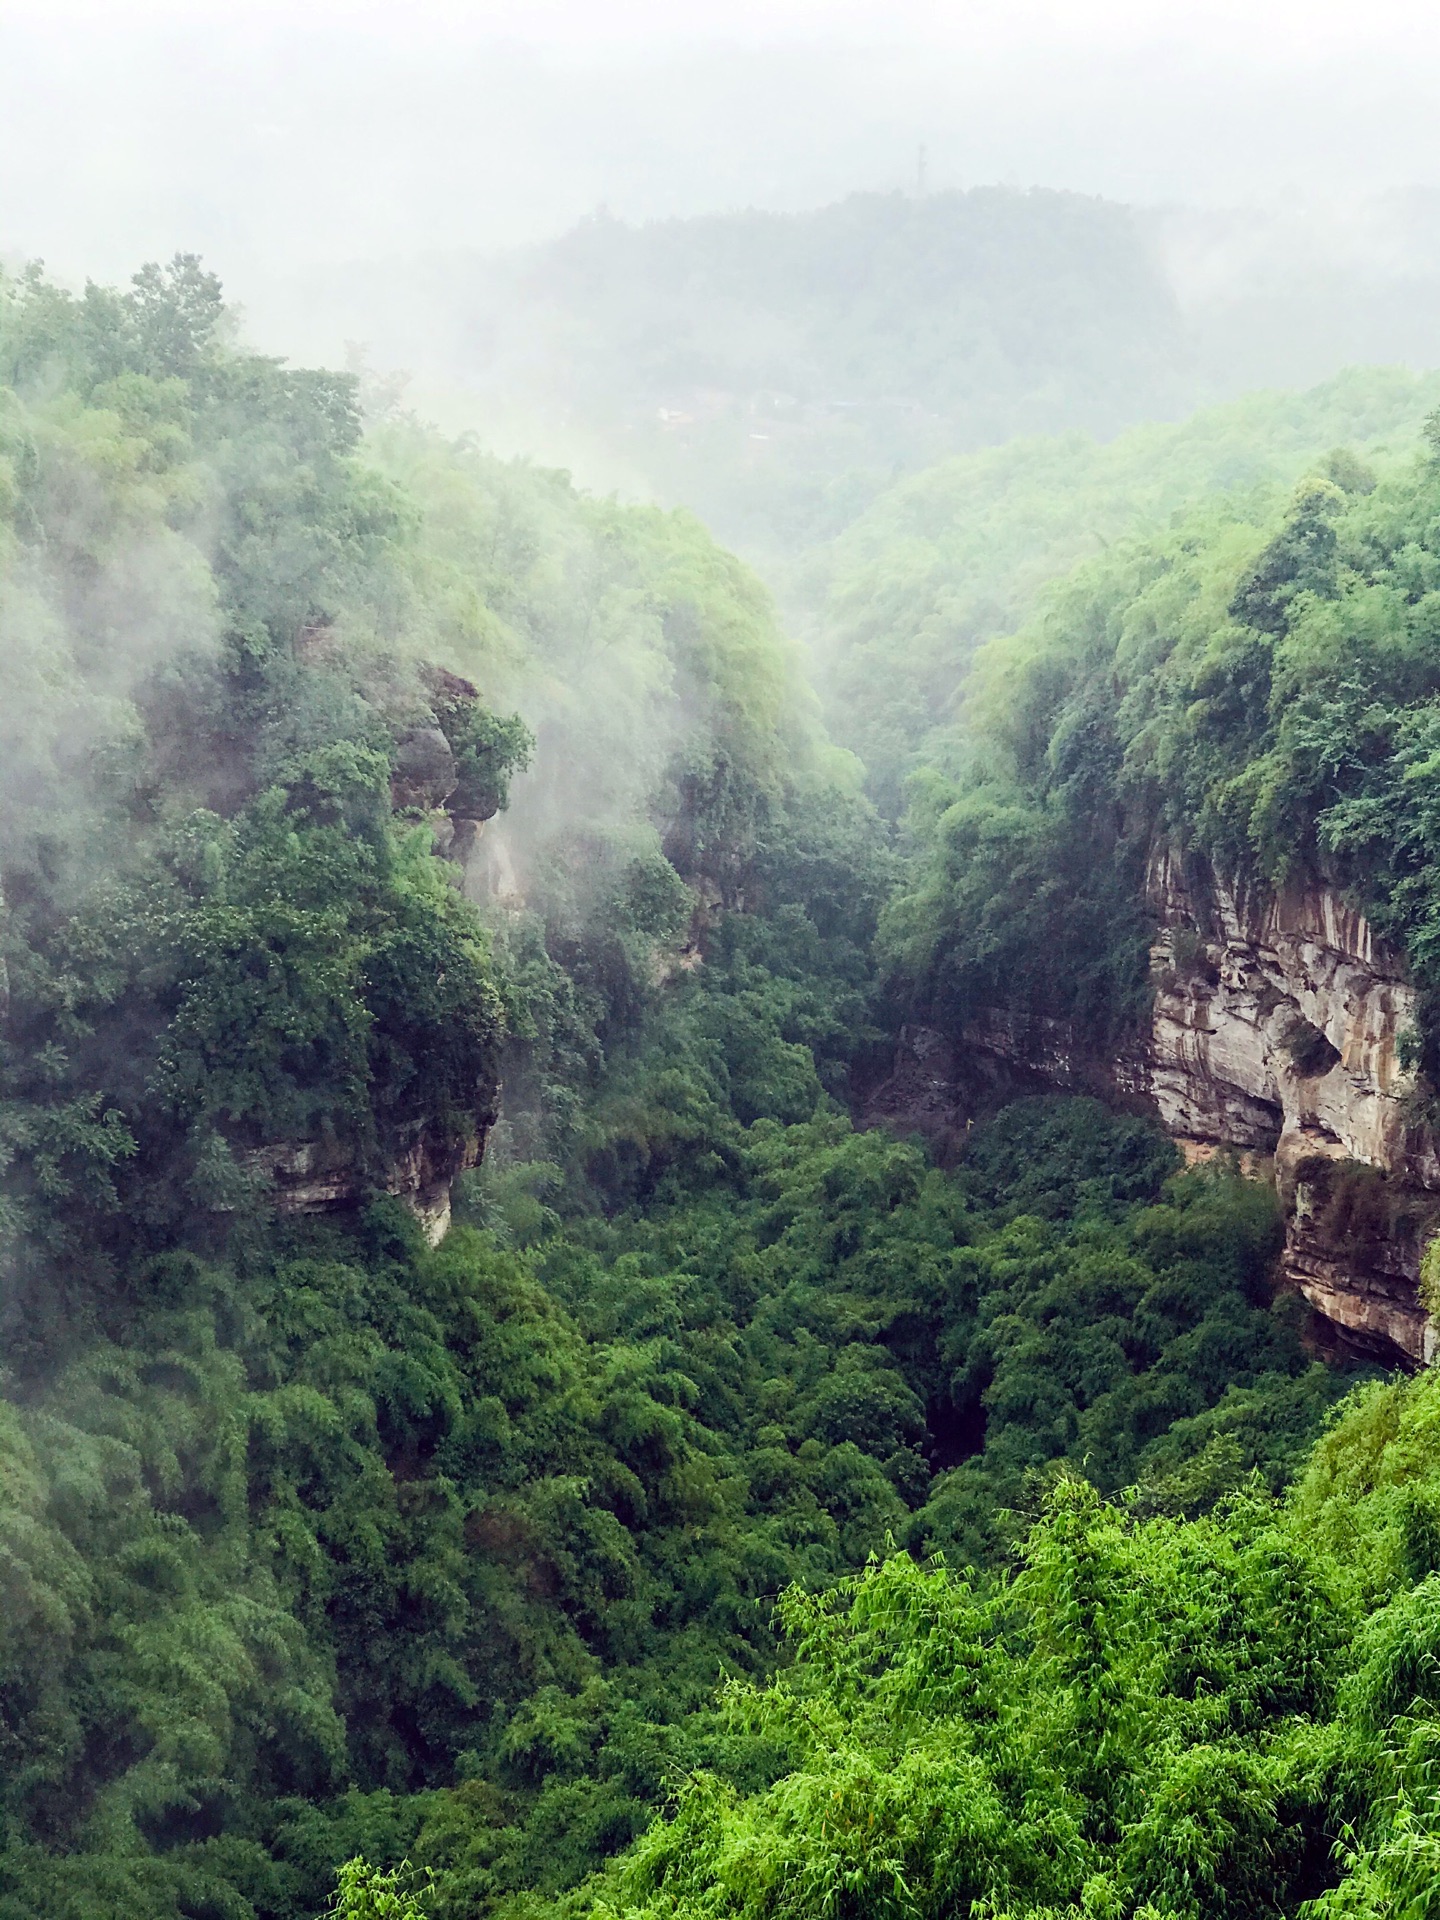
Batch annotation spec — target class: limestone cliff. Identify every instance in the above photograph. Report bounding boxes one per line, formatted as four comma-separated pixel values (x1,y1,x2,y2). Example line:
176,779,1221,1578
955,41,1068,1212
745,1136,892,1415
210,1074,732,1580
1145,850,1439,1364
243,1116,493,1247
866,849,1440,1365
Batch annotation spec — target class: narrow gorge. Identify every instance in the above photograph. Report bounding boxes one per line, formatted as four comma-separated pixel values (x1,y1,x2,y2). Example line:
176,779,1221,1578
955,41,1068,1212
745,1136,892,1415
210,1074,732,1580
12,250,1440,1920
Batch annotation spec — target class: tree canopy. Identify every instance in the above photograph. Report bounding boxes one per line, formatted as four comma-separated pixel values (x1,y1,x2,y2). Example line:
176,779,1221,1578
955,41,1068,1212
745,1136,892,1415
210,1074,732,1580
3,254,1439,1920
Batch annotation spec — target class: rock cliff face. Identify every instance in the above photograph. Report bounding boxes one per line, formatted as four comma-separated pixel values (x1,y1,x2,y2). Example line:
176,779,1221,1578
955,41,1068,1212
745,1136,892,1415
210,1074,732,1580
390,665,509,870
866,848,1440,1365
1144,850,1440,1364
243,1119,493,1247
240,658,504,1244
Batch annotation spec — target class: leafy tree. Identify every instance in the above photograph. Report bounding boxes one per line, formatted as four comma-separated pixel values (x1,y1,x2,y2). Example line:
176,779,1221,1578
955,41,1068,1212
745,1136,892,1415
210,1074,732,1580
325,1858,430,1919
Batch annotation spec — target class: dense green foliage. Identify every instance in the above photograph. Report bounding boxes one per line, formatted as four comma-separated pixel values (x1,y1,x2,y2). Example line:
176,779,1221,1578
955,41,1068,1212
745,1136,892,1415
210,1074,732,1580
0,256,886,1914
1,1094,1340,1918
557,1361,1440,1920
877,405,1440,1072
809,367,1440,815
6,251,1439,1920
0,257,519,1364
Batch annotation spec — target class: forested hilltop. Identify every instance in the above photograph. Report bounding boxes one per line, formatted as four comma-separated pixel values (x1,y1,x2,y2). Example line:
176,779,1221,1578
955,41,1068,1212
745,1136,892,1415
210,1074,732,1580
7,255,1440,1920
277,184,1440,572
310,188,1194,555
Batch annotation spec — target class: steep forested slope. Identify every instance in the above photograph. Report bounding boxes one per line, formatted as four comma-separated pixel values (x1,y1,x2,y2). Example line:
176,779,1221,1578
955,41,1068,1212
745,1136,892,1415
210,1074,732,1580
877,416,1440,1077
809,367,1440,815
0,255,868,1914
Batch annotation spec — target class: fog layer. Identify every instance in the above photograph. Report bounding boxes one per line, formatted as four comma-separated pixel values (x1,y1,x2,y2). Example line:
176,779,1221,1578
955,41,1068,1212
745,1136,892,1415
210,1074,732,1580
5,0,1440,289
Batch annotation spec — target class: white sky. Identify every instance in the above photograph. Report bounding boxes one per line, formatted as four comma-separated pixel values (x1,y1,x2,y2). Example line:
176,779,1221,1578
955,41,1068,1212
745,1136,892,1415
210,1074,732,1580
3,0,1438,294
3,0,1423,49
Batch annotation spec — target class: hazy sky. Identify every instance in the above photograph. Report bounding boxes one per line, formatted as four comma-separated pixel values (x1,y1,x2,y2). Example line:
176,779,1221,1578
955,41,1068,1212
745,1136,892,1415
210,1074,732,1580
4,0,1439,295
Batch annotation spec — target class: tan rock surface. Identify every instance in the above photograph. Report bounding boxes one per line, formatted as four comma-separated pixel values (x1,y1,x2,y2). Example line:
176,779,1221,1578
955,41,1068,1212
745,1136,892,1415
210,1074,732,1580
1144,849,1439,1363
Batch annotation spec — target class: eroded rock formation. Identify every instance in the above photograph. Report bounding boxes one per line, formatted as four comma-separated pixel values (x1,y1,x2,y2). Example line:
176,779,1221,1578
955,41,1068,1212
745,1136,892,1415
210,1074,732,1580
1145,850,1440,1364
390,666,506,869
243,1115,493,1247
866,847,1440,1364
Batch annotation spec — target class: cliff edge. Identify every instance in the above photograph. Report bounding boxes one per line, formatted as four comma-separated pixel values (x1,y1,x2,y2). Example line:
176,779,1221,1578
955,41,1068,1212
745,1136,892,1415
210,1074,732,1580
1145,850,1439,1363
868,847,1440,1364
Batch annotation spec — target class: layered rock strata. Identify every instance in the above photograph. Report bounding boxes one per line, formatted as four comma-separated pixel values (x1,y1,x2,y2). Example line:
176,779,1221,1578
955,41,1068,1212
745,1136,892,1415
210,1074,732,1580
866,849,1440,1364
243,1119,492,1247
1145,850,1439,1364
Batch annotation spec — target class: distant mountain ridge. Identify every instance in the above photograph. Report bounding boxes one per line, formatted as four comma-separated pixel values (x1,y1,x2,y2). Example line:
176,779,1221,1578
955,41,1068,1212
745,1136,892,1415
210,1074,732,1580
271,184,1440,556
298,187,1196,548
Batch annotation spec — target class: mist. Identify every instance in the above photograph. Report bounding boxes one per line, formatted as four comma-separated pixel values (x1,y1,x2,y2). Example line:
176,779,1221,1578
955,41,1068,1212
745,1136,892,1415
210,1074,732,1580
15,7,1440,1916
6,0,1440,294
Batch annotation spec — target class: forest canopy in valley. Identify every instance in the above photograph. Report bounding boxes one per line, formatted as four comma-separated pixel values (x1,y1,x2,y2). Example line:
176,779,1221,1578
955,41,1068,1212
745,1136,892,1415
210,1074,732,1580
3,242,1440,1920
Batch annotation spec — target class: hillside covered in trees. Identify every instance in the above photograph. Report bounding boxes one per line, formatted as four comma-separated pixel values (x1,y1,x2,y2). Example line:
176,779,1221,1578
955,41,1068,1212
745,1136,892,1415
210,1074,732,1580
8,250,1440,1920
278,184,1440,576
804,367,1440,815
873,401,1440,1076
311,188,1194,555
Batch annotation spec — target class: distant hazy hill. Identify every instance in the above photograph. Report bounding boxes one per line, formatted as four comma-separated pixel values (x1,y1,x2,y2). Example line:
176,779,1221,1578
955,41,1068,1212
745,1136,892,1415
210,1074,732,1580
1155,186,1440,394
504,188,1187,430
269,185,1440,563
303,188,1194,550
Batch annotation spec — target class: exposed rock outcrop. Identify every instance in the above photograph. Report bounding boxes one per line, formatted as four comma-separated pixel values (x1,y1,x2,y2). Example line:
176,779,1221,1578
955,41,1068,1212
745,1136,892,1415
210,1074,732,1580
391,725,458,813
863,1015,1147,1161
1145,849,1440,1365
866,846,1440,1365
1147,850,1415,1165
243,1115,493,1247
862,1025,973,1158
390,665,517,873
